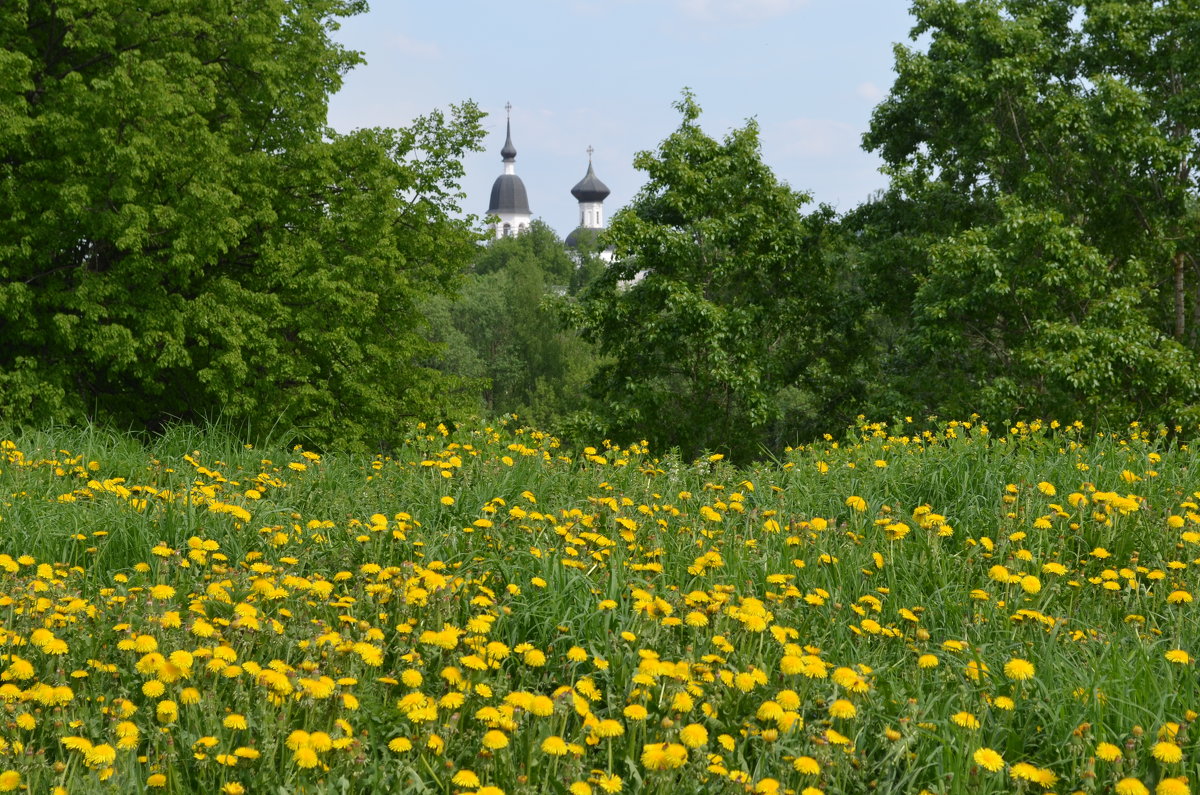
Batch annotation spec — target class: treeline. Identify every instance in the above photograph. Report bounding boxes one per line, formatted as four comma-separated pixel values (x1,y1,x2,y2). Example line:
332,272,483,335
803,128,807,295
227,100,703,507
2,1,1198,459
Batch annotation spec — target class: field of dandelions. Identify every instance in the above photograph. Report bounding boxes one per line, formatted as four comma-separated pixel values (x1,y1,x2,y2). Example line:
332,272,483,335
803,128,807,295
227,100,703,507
0,417,1196,795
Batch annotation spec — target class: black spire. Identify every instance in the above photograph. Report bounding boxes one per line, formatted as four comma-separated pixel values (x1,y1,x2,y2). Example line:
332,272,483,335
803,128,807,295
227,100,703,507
500,101,517,161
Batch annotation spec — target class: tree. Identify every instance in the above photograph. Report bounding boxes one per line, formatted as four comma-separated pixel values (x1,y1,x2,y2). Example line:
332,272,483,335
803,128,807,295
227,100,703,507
860,0,1200,425
0,1,485,449
579,92,831,459
423,220,604,431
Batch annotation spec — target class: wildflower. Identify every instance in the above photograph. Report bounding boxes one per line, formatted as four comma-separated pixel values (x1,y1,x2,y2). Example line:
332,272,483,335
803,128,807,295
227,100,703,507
293,746,319,768
541,736,569,756
1115,779,1150,795
973,747,1004,772
481,730,509,750
623,704,648,721
1167,590,1193,604
1004,658,1035,681
951,711,980,730
452,771,481,788
597,773,622,793
793,756,820,775
641,742,687,771
0,772,19,792
156,700,178,724
1165,649,1193,664
1096,742,1122,762
570,783,592,795
1157,779,1190,795
917,654,939,668
679,723,708,748
1152,741,1183,764
387,737,412,753
146,774,167,788
222,785,246,795
593,719,624,738
224,713,247,730
829,699,857,719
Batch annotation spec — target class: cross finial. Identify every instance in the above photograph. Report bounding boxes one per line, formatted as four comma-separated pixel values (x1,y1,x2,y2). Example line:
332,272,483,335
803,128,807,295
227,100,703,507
505,101,512,117
587,145,594,161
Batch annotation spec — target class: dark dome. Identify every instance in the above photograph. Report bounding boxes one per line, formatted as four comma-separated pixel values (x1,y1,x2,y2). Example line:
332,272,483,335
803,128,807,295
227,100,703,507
488,174,531,215
565,226,601,250
500,119,517,161
571,162,610,202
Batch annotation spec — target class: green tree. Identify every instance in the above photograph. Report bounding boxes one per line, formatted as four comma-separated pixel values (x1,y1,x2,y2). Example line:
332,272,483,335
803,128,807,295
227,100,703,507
424,221,603,431
861,0,1200,424
579,92,831,459
0,1,485,449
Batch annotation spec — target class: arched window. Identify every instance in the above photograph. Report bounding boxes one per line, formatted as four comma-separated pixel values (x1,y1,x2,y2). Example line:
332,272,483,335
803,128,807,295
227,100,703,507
502,223,512,237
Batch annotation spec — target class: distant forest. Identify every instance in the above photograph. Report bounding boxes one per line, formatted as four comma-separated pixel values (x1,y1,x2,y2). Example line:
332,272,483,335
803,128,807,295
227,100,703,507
2,1,1198,459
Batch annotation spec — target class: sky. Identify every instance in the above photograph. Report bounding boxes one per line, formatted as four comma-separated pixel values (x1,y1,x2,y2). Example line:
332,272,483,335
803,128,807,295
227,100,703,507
326,1,918,238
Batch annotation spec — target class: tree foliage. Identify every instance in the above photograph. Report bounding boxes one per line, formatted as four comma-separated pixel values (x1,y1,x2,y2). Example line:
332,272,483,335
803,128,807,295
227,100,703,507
860,0,1200,425
0,0,484,449
579,92,832,459
424,221,603,432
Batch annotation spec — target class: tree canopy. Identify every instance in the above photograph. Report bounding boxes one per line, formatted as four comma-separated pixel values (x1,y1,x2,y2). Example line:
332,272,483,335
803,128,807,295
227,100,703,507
0,1,484,449
579,92,833,459
859,0,1200,425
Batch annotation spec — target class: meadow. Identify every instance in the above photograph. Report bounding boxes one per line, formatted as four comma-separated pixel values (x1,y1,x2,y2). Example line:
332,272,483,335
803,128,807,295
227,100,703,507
0,417,1195,795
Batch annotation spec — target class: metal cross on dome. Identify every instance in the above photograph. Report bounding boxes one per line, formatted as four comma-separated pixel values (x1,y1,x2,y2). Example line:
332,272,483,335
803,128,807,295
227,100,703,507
587,145,594,161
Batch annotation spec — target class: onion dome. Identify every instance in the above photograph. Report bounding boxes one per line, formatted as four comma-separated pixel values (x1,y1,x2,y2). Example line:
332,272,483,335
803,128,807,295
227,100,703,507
571,160,610,203
488,173,531,215
565,226,601,250
500,117,517,161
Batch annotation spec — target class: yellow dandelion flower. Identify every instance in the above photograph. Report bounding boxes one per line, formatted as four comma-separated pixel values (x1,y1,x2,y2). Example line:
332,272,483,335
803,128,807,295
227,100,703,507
597,773,622,793
1096,742,1123,762
451,771,481,788
541,735,569,756
387,737,412,753
0,771,19,792
481,730,509,750
146,774,167,788
793,756,820,775
1003,658,1035,681
1152,741,1183,764
1157,778,1190,795
679,723,708,748
623,704,648,721
1165,649,1193,664
951,711,980,730
917,654,939,669
1115,778,1150,795
973,747,1004,772
829,699,857,719
293,746,319,768
641,742,687,771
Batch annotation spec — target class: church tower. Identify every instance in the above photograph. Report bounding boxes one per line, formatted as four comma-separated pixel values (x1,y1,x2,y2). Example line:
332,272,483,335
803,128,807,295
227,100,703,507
565,147,611,254
486,103,532,238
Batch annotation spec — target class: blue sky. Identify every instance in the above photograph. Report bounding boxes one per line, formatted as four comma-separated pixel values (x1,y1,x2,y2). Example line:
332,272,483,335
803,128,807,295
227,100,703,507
326,1,917,238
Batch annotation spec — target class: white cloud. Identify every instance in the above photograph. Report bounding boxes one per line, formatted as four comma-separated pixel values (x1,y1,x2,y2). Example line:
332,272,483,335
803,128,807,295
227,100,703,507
856,81,886,103
675,0,810,23
766,118,859,158
390,33,440,59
